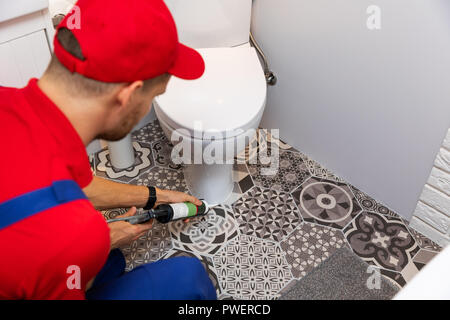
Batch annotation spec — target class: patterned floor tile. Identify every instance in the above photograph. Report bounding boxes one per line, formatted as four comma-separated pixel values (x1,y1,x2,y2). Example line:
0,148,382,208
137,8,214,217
242,129,342,182
406,227,443,252
236,129,266,164
280,222,348,279
223,163,255,205
168,204,239,257
344,211,420,272
218,293,236,300
300,155,344,182
101,207,127,221
349,185,399,218
160,249,222,296
292,176,362,229
266,130,299,153
121,221,173,271
247,149,311,193
94,141,153,182
233,186,302,242
129,166,188,192
374,268,407,290
131,119,165,144
213,235,293,300
236,129,299,164
151,136,183,170
233,163,255,194
83,126,442,299
400,249,439,283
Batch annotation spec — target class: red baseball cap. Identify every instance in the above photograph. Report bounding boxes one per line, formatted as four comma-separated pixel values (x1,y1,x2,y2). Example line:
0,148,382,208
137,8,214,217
53,0,205,82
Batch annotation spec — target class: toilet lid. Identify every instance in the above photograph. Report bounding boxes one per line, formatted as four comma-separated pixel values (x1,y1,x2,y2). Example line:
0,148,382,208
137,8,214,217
154,47,266,138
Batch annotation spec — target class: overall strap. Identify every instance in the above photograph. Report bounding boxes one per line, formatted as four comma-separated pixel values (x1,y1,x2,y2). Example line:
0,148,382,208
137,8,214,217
0,180,87,230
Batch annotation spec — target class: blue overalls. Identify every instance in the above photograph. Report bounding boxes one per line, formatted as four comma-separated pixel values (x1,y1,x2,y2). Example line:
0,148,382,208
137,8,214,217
0,180,217,300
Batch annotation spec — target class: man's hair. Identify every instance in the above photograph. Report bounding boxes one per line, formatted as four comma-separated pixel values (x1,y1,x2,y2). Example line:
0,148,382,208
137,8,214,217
45,28,169,96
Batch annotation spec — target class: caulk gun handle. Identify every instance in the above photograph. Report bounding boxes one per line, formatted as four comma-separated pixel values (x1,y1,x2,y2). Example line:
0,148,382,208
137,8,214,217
106,211,154,224
128,211,155,225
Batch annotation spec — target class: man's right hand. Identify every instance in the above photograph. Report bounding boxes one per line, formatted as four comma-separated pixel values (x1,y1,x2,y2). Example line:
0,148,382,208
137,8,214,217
108,206,153,249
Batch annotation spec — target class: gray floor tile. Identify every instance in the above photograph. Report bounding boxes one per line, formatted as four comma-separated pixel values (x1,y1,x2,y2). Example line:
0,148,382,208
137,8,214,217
233,186,302,242
292,176,362,229
344,211,420,272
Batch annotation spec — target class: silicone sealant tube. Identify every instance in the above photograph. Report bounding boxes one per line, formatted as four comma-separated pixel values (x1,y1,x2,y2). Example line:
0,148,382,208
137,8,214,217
152,200,210,223
169,201,209,220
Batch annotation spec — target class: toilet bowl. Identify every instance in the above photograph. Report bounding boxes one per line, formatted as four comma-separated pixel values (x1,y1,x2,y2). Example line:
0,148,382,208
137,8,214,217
106,0,267,204
154,46,266,204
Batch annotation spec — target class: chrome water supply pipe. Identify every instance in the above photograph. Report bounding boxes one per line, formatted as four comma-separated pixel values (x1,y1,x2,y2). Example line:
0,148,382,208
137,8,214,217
249,31,277,86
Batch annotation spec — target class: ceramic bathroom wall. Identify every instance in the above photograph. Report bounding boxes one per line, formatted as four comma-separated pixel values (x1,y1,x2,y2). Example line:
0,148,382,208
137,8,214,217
250,0,450,220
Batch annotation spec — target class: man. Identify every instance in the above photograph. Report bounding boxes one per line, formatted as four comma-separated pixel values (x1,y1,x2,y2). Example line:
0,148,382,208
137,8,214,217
0,0,216,300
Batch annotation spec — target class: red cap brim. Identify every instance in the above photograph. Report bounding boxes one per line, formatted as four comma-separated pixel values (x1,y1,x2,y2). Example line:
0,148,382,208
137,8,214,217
168,43,205,80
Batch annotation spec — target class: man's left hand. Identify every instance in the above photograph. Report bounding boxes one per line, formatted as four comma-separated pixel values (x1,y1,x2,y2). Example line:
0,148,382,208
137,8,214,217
154,187,202,208
154,188,203,223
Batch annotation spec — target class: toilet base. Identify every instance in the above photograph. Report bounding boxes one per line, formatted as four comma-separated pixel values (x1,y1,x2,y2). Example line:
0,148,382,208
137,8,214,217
183,163,234,206
106,134,135,169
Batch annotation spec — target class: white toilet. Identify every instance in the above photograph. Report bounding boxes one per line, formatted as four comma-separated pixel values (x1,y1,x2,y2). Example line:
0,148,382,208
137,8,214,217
154,0,267,205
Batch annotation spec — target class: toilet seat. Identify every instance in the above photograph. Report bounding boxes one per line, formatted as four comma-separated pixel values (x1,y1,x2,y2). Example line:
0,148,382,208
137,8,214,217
154,47,267,139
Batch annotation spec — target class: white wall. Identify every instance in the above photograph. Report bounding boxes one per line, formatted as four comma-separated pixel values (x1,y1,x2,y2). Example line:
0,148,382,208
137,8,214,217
251,0,450,220
0,2,54,87
48,0,77,17
410,128,450,246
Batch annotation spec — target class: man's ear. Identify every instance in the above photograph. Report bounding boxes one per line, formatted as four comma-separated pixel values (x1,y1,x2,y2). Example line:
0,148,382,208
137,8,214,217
116,80,144,107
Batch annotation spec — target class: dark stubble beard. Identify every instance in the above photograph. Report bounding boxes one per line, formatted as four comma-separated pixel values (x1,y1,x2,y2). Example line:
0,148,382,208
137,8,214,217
97,109,142,142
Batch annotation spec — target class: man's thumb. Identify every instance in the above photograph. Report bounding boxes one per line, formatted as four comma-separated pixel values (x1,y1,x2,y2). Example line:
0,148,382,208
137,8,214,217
117,206,137,218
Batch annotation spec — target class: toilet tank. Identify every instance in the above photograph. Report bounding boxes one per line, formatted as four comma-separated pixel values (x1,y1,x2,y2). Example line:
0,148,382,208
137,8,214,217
163,0,252,48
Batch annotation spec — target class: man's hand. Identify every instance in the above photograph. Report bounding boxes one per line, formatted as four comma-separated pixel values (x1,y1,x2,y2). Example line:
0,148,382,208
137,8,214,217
83,176,202,212
108,206,153,250
155,187,202,207
154,188,202,223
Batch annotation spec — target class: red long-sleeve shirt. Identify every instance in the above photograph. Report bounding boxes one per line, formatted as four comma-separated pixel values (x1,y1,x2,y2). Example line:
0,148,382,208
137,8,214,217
0,79,110,299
